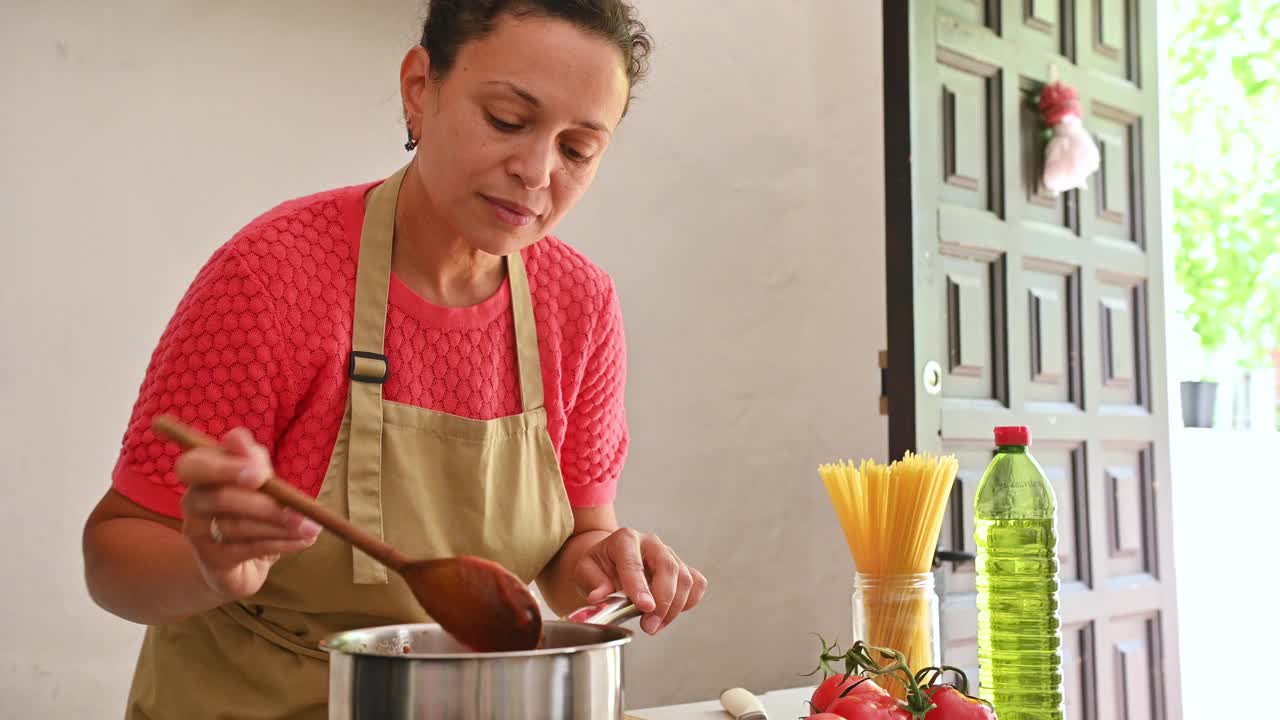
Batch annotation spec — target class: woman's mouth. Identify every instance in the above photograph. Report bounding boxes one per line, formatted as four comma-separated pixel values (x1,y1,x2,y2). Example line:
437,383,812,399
481,195,537,227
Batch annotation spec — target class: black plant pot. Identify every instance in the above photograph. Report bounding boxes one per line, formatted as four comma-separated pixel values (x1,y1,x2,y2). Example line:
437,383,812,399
1180,381,1218,428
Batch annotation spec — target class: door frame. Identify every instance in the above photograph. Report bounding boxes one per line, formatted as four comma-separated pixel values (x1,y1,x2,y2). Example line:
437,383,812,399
883,0,922,461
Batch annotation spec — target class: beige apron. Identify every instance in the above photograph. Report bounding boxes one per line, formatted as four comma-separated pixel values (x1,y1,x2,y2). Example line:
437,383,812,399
125,166,576,720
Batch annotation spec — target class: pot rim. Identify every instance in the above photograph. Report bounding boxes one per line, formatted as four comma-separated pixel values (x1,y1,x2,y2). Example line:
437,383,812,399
319,620,635,660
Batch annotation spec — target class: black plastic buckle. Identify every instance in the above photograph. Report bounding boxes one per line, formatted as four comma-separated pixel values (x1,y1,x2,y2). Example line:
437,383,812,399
348,351,389,384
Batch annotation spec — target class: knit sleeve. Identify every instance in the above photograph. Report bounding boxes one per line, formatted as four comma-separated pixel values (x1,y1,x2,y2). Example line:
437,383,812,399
559,280,629,507
111,243,297,518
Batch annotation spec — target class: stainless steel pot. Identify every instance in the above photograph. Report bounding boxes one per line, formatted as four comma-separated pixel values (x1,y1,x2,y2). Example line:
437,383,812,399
321,596,643,719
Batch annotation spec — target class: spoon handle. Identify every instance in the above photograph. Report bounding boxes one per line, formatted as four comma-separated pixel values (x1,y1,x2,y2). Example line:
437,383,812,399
564,595,642,626
151,415,411,572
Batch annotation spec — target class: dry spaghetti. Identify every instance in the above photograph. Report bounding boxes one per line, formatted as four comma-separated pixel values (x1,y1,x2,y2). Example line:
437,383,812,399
818,451,959,695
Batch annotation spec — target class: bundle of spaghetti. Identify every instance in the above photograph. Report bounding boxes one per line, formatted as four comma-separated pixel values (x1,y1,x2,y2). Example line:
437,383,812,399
818,451,959,696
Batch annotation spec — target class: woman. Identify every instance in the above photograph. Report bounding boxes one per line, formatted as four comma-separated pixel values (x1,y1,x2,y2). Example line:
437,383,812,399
81,2,707,717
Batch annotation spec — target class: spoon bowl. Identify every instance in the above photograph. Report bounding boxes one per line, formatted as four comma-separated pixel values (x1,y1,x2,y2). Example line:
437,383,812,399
399,555,542,652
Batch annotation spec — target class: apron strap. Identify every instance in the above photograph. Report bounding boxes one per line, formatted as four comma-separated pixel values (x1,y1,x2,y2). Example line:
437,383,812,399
343,164,545,583
506,251,545,413
344,165,407,585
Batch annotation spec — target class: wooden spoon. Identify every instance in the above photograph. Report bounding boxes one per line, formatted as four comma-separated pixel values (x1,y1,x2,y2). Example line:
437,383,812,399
151,414,542,652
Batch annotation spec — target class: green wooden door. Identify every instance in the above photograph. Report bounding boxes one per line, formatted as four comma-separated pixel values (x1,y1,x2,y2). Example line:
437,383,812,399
883,1,1182,717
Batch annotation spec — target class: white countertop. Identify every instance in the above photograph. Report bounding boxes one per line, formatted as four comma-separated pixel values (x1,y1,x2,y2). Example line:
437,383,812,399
629,687,813,719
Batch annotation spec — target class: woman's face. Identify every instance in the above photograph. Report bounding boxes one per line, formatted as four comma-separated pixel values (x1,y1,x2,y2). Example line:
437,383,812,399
401,14,630,256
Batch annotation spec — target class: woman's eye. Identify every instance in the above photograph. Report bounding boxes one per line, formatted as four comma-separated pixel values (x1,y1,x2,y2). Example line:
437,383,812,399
562,145,591,163
487,113,522,132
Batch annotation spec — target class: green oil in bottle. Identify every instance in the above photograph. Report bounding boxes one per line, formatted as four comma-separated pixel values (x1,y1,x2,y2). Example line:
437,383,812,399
974,426,1065,719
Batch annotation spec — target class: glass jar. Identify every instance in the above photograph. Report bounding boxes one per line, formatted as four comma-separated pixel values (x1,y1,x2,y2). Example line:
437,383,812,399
852,572,940,697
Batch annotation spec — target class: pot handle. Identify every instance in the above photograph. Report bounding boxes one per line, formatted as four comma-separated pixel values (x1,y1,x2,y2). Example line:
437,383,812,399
564,594,642,627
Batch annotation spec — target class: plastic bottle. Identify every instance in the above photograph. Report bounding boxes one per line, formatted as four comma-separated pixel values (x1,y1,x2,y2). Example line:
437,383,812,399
973,426,1065,719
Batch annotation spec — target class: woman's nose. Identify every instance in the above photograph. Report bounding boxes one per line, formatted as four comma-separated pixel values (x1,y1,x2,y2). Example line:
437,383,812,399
507,137,556,191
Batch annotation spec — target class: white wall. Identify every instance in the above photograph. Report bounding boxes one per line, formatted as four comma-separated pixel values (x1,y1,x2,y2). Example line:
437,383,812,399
0,0,886,714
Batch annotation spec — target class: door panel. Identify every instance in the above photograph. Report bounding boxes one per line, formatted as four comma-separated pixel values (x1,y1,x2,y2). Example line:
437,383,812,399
1092,106,1145,247
1019,0,1073,60
1110,613,1166,720
1101,445,1157,581
884,0,1180,716
941,0,1000,30
1024,264,1081,407
939,58,1003,214
1081,0,1137,84
1037,443,1088,585
1097,277,1149,410
1063,621,1098,720
944,252,1005,402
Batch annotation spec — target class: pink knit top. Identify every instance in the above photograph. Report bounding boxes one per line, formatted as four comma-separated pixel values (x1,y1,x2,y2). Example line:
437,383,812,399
113,180,628,517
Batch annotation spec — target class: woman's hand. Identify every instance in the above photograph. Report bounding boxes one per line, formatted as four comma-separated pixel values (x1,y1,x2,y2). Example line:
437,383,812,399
176,427,321,601
574,529,708,635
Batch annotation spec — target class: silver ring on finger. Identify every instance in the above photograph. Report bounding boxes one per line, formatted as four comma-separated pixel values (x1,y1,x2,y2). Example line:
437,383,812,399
209,516,225,544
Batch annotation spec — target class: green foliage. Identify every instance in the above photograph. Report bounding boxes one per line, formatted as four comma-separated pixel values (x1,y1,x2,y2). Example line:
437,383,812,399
1170,0,1280,368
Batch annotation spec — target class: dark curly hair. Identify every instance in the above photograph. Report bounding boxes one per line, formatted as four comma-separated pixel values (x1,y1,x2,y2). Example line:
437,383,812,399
420,0,653,114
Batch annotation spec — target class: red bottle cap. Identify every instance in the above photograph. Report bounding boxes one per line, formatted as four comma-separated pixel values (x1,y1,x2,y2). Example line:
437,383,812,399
994,426,1031,446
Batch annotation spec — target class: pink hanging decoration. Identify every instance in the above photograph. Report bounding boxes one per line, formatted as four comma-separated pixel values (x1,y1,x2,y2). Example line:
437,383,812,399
1037,81,1100,196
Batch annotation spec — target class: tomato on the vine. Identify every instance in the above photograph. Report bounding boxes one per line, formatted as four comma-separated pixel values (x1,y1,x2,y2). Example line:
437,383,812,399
810,672,891,712
924,685,997,720
824,692,910,720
